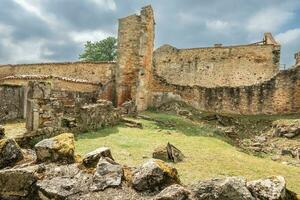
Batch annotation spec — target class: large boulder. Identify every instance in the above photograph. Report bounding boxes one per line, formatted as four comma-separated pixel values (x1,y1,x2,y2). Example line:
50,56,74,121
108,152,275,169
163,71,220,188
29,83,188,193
34,133,75,163
83,147,114,168
0,168,37,199
132,159,180,192
0,125,5,139
90,157,123,191
0,138,23,169
155,184,191,200
36,163,93,199
247,176,297,200
190,177,254,200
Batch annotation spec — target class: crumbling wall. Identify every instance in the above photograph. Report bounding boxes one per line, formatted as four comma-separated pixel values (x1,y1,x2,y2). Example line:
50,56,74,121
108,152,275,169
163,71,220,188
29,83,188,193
153,43,280,88
25,81,120,137
295,52,300,66
151,66,300,115
0,85,24,122
0,75,102,93
116,5,154,110
0,61,116,83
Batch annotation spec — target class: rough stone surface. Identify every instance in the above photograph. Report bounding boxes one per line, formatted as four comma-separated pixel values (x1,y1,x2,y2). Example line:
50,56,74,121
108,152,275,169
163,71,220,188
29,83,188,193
0,168,37,199
154,184,191,200
247,176,297,200
153,143,184,163
34,133,75,163
34,163,91,199
90,157,123,191
0,125,5,139
0,85,24,122
272,120,300,139
132,159,180,192
0,139,23,169
190,177,254,200
83,147,114,168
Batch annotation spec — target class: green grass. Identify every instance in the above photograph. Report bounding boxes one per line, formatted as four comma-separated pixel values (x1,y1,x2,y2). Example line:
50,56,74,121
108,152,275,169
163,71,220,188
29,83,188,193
75,111,300,195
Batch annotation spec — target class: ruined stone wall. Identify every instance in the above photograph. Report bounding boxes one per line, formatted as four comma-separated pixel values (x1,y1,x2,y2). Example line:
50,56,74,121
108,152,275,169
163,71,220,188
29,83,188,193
153,44,280,88
116,6,154,110
0,85,24,122
25,81,120,137
0,76,102,93
295,52,300,66
0,61,116,84
151,66,300,115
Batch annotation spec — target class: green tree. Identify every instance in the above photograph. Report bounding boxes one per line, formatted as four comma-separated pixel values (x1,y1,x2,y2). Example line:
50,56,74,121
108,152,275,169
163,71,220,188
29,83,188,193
79,37,117,61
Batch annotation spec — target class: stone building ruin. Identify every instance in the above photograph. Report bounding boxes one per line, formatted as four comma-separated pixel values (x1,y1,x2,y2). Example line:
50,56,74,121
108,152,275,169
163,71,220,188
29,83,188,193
1,5,300,133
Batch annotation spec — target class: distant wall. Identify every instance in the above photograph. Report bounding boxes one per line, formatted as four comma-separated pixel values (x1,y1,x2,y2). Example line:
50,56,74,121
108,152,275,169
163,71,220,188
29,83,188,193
295,52,300,66
153,44,280,88
0,76,102,93
151,66,300,115
0,61,116,83
0,85,24,122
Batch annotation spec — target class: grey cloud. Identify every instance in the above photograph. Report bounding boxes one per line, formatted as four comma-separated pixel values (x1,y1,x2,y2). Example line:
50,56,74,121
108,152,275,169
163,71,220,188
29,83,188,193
0,0,299,66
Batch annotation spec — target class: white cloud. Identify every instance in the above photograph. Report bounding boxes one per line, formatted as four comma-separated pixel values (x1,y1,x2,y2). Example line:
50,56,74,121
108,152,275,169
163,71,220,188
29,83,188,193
90,0,116,11
69,30,111,43
275,28,300,44
205,20,232,31
247,8,294,33
13,0,58,27
0,37,51,64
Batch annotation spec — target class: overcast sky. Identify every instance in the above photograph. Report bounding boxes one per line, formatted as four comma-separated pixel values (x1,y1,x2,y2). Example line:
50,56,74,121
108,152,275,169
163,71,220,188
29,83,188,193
0,0,300,67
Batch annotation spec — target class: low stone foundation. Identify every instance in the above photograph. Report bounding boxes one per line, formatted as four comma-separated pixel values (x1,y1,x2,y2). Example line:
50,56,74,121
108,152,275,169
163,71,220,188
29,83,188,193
22,81,121,145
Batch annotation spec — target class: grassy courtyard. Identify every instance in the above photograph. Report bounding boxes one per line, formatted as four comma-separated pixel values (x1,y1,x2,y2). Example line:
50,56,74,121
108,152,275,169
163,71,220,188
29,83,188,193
75,111,300,194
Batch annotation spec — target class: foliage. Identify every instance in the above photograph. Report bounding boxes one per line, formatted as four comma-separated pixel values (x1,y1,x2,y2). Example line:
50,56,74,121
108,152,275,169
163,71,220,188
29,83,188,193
79,37,117,61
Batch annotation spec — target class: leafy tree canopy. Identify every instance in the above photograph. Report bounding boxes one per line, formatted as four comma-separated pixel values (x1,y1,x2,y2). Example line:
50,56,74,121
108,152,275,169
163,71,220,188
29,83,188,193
79,37,117,61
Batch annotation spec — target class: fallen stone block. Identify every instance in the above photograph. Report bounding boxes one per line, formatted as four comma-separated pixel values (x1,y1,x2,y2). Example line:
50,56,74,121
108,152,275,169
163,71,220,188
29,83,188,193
90,157,123,191
155,184,191,200
132,159,180,192
153,143,184,163
83,147,114,168
0,138,23,169
34,133,75,163
0,168,37,199
247,176,297,200
190,177,254,200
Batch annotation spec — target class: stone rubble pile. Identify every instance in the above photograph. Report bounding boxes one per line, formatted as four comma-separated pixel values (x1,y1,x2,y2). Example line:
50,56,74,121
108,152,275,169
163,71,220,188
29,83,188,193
0,133,298,200
272,120,300,139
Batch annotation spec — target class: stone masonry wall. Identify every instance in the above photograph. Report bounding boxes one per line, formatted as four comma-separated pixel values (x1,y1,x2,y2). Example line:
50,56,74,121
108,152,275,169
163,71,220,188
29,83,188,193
116,6,154,110
151,65,300,115
0,76,102,93
153,43,280,88
25,81,120,137
0,61,116,84
0,85,24,122
295,52,300,66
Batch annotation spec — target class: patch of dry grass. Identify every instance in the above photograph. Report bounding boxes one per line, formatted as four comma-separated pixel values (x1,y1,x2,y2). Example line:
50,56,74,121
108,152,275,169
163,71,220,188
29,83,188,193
2,120,26,138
